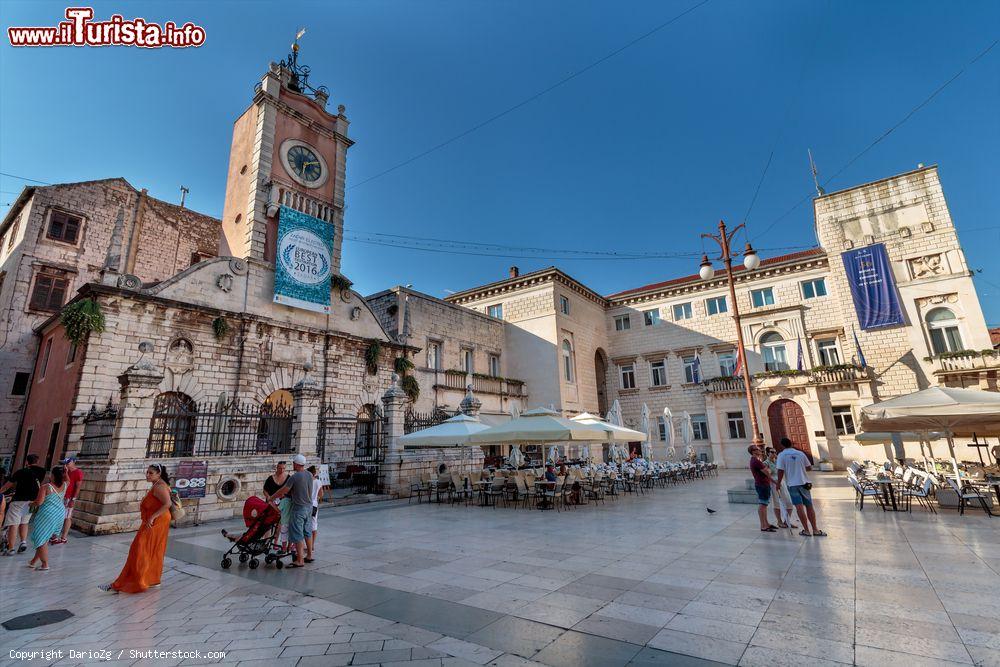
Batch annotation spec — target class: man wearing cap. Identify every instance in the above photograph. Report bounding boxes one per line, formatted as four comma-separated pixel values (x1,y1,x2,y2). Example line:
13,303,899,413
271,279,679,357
52,457,84,545
268,454,313,567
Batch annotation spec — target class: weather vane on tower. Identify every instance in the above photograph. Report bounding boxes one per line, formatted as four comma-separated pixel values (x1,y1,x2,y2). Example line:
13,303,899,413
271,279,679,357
281,27,328,97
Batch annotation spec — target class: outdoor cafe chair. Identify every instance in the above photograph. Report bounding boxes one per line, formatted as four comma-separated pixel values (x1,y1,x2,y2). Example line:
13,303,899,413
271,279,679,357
901,473,937,513
848,471,883,510
946,477,994,517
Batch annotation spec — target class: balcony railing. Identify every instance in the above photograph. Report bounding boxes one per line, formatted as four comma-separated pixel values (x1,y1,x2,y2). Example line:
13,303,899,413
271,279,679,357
434,369,527,398
932,351,1000,375
810,365,869,384
270,182,340,222
704,365,867,393
703,376,746,393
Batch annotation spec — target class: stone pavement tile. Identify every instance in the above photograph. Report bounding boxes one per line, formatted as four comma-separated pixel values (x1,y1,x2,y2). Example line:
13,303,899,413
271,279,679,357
420,585,481,602
856,627,974,664
224,637,288,651
532,630,641,667
460,591,532,615
632,581,701,601
331,610,397,630
573,615,659,645
325,640,387,654
510,575,579,591
856,609,963,643
277,644,329,658
411,646,449,659
763,599,854,627
665,614,756,644
486,653,548,666
513,602,591,629
384,639,420,650
221,647,284,662
756,614,853,645
350,648,415,664
465,616,565,658
536,592,605,614
366,596,502,638
381,660,444,667
647,628,747,665
627,646,731,666
488,584,550,602
382,622,445,646
966,645,1000,667
854,645,971,667
679,601,764,627
956,626,1000,649
614,591,689,614
748,627,854,664
553,582,622,603
295,655,353,667
582,574,642,591
429,637,504,665
738,645,848,667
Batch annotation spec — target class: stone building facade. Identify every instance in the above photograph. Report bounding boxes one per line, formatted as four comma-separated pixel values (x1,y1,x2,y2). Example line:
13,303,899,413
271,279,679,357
0,178,220,466
447,167,997,468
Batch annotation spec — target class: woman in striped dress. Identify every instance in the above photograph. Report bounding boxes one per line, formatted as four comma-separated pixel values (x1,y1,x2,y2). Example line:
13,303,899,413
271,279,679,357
27,466,67,571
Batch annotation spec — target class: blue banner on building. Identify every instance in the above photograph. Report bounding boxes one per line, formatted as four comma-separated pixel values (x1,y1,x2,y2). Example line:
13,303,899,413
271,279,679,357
841,243,904,330
274,206,334,314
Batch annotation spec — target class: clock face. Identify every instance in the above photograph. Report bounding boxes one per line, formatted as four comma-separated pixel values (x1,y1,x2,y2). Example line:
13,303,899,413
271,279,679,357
287,144,322,183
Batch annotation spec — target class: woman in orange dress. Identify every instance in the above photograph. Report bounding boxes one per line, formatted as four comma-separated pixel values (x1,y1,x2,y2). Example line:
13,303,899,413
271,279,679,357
100,464,172,593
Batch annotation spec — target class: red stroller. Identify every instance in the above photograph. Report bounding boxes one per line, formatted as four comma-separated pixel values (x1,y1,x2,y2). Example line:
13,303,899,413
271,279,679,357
220,496,291,570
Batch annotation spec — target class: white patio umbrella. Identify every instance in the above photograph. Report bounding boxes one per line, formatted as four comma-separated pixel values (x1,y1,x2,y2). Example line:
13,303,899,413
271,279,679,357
548,445,560,464
510,404,521,420
581,444,591,463
508,444,525,468
640,404,651,459
856,431,946,470
662,406,675,449
861,386,1000,481
680,411,695,459
608,399,623,427
469,407,607,445
571,413,646,441
398,413,490,447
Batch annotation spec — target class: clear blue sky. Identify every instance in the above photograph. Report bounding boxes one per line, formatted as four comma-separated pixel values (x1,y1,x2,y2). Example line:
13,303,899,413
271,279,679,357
2,1,998,324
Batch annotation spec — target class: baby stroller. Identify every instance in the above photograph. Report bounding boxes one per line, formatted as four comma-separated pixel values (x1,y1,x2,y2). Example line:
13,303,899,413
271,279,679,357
220,496,291,570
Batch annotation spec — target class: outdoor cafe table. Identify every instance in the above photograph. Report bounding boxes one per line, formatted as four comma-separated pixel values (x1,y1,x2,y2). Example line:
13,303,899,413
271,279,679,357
534,480,555,510
875,478,905,511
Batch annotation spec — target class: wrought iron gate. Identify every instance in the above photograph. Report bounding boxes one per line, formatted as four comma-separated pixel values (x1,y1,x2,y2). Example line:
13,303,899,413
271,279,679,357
318,403,386,494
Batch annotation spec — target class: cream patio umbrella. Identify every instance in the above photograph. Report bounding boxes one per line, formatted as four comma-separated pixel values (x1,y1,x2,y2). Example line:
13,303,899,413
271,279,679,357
469,407,607,445
508,444,525,468
680,411,695,460
572,413,646,463
860,386,1000,481
855,431,945,470
640,404,652,460
398,413,490,447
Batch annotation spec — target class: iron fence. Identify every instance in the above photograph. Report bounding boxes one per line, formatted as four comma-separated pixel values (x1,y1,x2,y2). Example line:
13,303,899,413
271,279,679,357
318,403,386,494
404,407,455,434
78,400,119,459
146,392,295,458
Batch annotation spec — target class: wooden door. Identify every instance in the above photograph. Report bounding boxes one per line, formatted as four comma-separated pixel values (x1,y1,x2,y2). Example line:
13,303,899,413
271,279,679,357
767,399,813,463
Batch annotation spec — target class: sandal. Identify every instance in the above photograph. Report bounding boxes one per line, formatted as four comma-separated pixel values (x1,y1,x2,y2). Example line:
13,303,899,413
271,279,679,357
304,558,315,563
799,530,812,537
812,530,828,537
761,527,777,532
286,562,305,568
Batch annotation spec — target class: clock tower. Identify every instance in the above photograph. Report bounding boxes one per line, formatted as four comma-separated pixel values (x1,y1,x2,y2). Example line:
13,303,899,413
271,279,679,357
220,44,352,274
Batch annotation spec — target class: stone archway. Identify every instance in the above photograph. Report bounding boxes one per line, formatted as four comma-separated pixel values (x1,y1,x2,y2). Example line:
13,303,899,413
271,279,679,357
767,398,813,463
595,348,609,416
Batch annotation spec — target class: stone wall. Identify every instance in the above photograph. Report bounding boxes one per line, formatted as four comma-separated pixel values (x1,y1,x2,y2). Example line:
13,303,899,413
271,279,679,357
387,446,485,498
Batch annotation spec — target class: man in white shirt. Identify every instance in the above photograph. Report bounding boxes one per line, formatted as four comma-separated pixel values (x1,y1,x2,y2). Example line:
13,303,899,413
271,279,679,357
775,438,826,537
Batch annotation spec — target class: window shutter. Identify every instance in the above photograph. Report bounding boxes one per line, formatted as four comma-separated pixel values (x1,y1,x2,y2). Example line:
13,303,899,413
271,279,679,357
64,217,80,243
30,275,52,310
48,278,67,309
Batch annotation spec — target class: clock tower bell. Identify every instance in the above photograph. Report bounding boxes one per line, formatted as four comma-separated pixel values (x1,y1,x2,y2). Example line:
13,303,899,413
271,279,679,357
220,44,352,274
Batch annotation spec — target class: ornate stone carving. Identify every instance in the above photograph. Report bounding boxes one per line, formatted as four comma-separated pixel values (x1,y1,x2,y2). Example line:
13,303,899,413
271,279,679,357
228,258,248,275
216,273,234,292
117,274,142,290
350,306,362,321
340,288,352,302
908,254,944,279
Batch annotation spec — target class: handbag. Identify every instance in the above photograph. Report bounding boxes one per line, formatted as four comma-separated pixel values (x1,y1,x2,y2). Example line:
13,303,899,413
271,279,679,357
169,492,186,522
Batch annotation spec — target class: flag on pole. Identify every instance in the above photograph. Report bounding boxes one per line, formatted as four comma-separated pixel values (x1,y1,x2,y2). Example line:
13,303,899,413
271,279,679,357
853,326,868,368
796,336,804,371
692,353,702,383
733,350,744,377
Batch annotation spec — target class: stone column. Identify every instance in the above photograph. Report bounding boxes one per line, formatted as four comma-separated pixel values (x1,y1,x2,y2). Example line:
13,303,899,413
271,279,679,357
382,375,408,494
703,397,726,467
291,377,323,459
109,357,165,461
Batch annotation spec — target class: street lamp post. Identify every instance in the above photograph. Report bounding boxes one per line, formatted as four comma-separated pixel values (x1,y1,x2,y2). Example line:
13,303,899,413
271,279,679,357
699,220,764,446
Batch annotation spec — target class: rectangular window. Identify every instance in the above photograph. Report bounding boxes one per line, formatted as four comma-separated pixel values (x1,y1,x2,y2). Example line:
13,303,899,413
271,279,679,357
801,278,827,299
614,314,631,331
23,428,33,455
692,414,709,440
750,287,775,308
10,372,30,396
817,339,840,366
66,342,78,365
672,303,693,320
190,251,213,266
619,364,636,390
832,406,857,435
643,309,660,326
47,210,82,244
427,342,441,370
29,270,69,312
683,356,698,383
463,349,474,373
706,296,727,315
489,354,500,377
39,339,53,380
718,352,737,377
657,416,667,441
0,270,5,295
7,215,21,250
487,304,503,319
559,295,570,315
727,412,747,439
45,420,61,469
650,359,667,387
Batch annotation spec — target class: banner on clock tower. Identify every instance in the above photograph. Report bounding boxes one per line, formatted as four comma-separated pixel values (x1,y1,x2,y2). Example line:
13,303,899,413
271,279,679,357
274,206,334,314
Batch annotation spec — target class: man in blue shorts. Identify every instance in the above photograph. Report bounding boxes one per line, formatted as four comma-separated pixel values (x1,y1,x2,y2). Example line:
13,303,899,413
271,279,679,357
775,438,826,537
269,454,314,566
748,445,777,532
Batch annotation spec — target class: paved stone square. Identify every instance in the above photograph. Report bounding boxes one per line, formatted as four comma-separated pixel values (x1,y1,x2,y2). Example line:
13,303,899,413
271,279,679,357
2,471,999,666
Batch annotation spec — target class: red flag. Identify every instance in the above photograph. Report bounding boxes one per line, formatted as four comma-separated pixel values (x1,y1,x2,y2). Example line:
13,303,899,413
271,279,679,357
733,350,744,377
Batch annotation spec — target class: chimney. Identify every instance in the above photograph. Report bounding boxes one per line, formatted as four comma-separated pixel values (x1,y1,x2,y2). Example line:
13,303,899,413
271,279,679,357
509,266,520,279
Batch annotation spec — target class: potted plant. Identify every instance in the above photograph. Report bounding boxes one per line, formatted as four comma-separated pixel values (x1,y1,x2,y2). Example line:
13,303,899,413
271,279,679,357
817,458,834,472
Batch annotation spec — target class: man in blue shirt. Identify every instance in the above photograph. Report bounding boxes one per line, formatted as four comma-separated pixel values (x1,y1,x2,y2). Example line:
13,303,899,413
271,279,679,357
775,438,826,537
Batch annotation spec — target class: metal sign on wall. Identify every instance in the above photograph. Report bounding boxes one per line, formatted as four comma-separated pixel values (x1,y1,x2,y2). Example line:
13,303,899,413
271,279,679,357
273,205,334,314
841,243,905,330
174,460,208,499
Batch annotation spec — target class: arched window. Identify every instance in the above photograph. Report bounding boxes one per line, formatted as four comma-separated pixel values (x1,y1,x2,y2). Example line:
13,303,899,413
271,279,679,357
926,308,964,355
562,339,575,383
147,391,197,458
760,332,788,371
258,389,293,454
